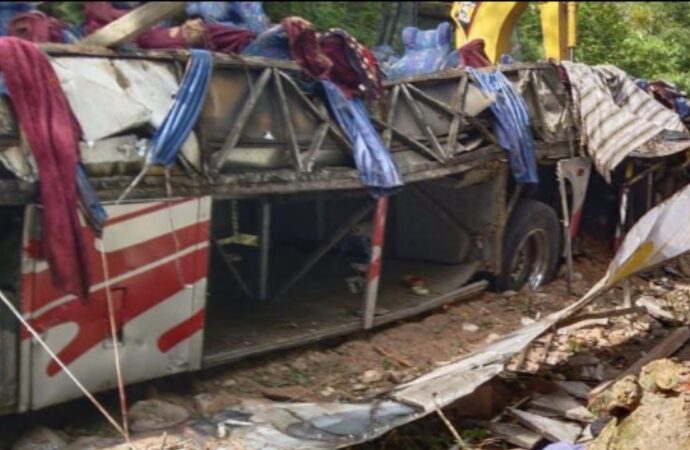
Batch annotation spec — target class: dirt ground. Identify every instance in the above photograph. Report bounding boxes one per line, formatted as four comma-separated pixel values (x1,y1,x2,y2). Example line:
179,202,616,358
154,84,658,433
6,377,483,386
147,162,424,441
6,235,690,450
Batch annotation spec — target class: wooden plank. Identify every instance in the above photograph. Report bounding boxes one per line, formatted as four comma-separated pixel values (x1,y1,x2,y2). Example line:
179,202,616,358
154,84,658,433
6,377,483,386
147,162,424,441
555,381,592,400
589,326,690,400
528,393,594,423
80,2,186,48
556,307,644,330
485,422,542,449
508,408,582,444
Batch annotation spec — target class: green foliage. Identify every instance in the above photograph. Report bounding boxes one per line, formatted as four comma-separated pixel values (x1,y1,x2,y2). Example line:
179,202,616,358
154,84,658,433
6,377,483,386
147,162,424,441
263,2,384,47
518,1,690,91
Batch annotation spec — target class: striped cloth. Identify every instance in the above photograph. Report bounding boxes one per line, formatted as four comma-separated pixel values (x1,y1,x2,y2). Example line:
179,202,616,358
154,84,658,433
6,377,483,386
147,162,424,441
562,61,690,178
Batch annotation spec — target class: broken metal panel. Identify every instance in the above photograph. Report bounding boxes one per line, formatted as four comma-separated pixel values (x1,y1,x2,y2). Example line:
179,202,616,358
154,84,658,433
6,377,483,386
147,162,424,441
79,135,146,177
0,144,35,182
50,57,152,142
507,66,573,145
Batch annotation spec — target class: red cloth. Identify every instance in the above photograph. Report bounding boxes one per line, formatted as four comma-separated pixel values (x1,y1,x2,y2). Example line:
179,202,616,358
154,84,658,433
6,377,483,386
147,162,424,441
0,38,90,299
84,2,129,36
321,29,383,99
458,39,491,68
206,23,257,54
8,11,64,43
136,23,256,53
282,17,331,79
136,26,190,49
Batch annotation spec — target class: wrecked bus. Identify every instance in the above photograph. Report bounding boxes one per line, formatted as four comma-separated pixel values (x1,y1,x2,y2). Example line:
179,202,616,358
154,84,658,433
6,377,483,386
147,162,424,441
0,37,686,416
0,43,587,414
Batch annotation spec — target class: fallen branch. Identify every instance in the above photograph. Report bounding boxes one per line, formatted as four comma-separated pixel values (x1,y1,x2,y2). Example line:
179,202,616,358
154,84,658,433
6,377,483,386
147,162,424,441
588,326,690,400
373,344,413,368
556,306,644,330
433,394,470,450
80,2,186,47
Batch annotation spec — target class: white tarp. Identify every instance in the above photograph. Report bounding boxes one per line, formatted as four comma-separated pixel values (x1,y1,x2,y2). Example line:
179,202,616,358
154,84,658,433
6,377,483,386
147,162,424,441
562,61,690,179
603,182,690,288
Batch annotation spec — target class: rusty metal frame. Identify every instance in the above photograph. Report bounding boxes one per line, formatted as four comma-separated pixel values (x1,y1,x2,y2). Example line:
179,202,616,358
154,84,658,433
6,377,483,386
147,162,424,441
210,67,352,176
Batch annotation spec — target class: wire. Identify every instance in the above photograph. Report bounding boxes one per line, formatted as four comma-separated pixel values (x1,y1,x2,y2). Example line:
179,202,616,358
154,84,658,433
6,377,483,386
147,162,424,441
0,288,128,439
98,232,131,441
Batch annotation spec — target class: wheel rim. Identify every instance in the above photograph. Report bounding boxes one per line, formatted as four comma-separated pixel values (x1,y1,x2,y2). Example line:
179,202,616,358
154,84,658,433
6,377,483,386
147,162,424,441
509,228,549,290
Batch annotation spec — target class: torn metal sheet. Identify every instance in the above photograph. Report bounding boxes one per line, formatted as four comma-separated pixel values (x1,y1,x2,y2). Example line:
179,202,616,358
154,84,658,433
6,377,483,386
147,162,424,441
211,297,600,449
51,57,152,142
51,57,203,170
0,144,35,181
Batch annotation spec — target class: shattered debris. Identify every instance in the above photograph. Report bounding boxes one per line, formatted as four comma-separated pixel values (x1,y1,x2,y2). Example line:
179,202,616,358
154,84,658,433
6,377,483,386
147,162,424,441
588,359,690,450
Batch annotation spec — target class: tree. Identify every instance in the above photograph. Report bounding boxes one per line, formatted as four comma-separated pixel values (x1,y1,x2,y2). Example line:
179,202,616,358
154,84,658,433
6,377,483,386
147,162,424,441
518,2,690,91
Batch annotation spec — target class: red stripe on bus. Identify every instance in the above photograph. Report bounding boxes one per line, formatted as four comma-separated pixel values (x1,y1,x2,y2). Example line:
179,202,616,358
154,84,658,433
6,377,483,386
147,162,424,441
21,247,208,376
25,221,209,313
157,309,205,353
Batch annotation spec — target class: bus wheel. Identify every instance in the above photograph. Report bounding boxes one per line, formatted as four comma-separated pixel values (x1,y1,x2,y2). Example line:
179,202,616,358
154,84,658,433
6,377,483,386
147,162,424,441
495,199,560,292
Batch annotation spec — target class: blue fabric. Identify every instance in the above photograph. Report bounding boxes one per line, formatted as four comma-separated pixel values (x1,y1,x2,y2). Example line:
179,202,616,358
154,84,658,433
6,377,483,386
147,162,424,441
439,49,460,71
76,163,108,232
147,50,213,167
543,444,586,450
372,44,399,77
387,22,452,79
322,80,402,197
186,2,269,33
676,96,690,119
467,68,539,184
61,25,81,43
0,1,32,36
241,23,289,59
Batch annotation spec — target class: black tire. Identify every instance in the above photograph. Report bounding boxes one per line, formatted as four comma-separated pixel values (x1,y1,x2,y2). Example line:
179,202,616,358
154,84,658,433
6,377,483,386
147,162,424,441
494,199,561,292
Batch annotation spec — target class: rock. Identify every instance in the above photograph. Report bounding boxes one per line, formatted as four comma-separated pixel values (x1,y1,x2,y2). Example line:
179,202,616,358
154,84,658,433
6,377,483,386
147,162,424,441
590,375,641,416
352,383,367,391
12,427,65,450
291,358,309,372
503,290,518,298
361,369,383,384
60,436,121,450
521,317,536,326
195,391,242,415
638,359,690,392
387,370,406,384
260,385,315,402
462,323,480,333
221,378,238,387
607,329,630,346
588,359,690,450
128,399,190,433
485,333,501,344
319,387,336,398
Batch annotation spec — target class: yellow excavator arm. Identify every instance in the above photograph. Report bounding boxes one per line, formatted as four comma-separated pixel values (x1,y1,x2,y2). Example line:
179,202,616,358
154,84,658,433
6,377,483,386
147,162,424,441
451,1,577,63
